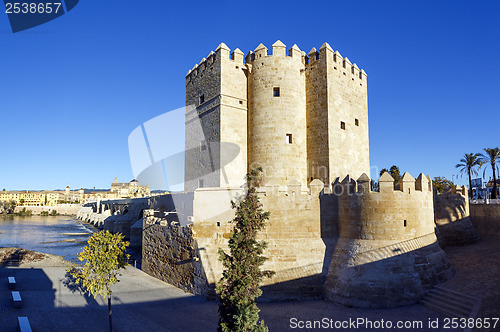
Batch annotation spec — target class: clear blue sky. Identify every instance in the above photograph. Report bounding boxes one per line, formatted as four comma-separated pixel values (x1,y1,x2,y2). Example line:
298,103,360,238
0,0,498,190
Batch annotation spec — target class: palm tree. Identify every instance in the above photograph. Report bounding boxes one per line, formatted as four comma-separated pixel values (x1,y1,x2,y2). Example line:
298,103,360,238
379,168,389,177
455,153,483,196
480,147,500,199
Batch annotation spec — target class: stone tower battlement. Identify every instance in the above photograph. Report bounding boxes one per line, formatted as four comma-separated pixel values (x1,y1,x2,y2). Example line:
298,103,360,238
185,41,370,191
331,172,435,242
323,171,455,308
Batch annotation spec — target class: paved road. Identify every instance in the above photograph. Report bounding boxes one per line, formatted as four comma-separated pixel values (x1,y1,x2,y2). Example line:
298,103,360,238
0,265,448,332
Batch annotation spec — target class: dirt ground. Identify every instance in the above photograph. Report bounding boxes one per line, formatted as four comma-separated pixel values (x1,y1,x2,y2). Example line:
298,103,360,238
0,247,71,268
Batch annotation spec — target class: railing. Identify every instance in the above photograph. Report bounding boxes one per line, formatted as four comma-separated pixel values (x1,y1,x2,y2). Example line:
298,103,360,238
470,199,500,204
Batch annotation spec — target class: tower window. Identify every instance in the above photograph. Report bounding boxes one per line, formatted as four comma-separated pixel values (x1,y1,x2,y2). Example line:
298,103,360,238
286,133,292,144
198,179,204,188
404,220,407,227
200,140,206,152
355,119,359,126
340,122,346,130
273,87,280,97
199,94,205,104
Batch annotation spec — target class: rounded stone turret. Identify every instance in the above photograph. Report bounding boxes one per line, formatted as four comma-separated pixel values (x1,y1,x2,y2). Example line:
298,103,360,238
247,41,307,187
324,172,455,308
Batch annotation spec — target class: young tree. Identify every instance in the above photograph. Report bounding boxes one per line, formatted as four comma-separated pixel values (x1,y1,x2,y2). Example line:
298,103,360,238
455,153,483,194
216,168,274,332
480,147,500,199
68,230,129,332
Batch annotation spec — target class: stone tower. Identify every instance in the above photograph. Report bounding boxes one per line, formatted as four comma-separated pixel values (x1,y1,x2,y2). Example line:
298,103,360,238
247,41,307,187
185,41,370,190
324,172,454,307
305,43,370,185
185,43,248,191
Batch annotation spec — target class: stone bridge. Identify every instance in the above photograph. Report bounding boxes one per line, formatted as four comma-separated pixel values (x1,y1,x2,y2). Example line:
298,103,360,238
75,197,150,247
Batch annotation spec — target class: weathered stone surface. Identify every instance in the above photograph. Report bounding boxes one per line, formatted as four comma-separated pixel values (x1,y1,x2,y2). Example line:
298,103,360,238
142,218,209,296
434,189,480,246
470,203,500,236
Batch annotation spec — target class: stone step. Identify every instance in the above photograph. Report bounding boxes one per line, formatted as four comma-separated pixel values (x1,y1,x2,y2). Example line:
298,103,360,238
426,292,473,312
433,285,477,302
420,285,481,320
422,295,471,317
420,299,468,318
429,289,476,307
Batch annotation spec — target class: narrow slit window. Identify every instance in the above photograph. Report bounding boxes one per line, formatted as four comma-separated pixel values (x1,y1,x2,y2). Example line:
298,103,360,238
200,140,206,152
355,119,359,126
286,133,292,144
199,94,205,104
198,179,204,188
340,122,345,130
273,87,280,97
403,220,407,227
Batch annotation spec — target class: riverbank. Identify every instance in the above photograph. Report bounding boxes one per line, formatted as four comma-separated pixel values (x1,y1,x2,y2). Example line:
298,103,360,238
0,247,71,267
12,204,82,216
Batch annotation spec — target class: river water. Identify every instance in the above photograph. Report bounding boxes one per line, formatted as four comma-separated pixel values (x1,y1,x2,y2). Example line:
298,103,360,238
0,216,95,262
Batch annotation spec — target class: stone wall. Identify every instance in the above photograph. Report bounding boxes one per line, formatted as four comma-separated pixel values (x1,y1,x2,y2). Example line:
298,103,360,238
470,203,500,236
142,213,209,295
141,172,456,306
141,181,335,301
14,204,82,216
324,172,454,308
433,186,480,246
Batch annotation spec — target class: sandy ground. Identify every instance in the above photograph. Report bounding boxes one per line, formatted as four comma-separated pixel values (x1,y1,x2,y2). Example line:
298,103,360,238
0,247,71,268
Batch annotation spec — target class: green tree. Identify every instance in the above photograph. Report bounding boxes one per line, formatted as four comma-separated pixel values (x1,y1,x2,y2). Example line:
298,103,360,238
389,165,401,183
379,168,389,176
68,230,129,332
480,147,500,199
455,153,483,194
216,168,274,332
432,176,454,194
379,166,401,185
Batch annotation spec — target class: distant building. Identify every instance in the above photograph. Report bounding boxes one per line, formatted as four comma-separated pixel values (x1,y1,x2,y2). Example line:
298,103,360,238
110,177,150,198
0,186,84,207
486,178,500,198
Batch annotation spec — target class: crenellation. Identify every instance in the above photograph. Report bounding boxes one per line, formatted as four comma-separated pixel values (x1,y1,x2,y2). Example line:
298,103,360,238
351,63,360,76
230,48,244,63
288,44,302,58
272,40,286,57
245,50,254,63
398,172,416,193
215,42,230,58
308,47,319,62
379,172,395,192
254,43,268,58
356,173,371,194
415,173,430,192
343,57,351,69
333,50,342,63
